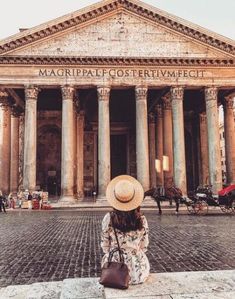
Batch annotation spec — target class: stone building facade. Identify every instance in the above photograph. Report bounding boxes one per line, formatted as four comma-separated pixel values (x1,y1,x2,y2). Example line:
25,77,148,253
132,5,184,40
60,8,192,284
0,0,235,202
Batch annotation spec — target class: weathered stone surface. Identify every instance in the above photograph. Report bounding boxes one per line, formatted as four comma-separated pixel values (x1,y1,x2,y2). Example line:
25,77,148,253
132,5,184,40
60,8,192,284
9,12,228,59
60,278,103,299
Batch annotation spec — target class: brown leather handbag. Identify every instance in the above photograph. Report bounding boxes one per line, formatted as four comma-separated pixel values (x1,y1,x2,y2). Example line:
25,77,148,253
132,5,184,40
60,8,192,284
99,214,130,289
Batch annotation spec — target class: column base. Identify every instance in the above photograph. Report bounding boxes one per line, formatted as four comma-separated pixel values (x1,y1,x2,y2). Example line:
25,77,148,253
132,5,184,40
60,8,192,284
59,196,77,205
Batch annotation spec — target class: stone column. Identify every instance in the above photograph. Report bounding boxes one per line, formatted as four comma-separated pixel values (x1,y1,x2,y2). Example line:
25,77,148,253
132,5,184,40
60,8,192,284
148,113,156,188
199,113,209,185
135,86,150,191
61,85,75,201
97,86,111,198
205,87,222,193
23,86,38,192
171,87,187,195
155,104,164,186
0,91,11,195
223,95,235,184
162,94,174,188
77,110,85,198
10,112,20,193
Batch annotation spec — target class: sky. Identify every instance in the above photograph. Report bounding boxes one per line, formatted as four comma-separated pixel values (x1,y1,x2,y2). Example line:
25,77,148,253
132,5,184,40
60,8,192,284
0,0,234,41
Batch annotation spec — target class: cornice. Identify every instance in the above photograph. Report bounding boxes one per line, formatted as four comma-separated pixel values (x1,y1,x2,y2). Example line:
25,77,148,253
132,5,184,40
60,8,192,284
0,0,234,57
0,56,234,66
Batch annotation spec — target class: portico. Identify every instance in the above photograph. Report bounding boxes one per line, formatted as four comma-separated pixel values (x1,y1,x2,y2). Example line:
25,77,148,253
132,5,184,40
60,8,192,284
0,0,234,201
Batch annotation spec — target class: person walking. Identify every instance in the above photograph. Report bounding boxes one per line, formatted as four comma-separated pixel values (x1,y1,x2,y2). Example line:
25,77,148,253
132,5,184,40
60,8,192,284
0,190,7,213
101,175,150,285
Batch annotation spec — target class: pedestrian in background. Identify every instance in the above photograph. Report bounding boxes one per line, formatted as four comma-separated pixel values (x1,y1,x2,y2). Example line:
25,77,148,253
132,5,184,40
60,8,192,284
0,190,7,213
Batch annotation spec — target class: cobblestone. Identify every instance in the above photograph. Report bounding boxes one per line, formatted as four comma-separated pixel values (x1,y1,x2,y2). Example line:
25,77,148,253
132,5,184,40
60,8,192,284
0,210,234,287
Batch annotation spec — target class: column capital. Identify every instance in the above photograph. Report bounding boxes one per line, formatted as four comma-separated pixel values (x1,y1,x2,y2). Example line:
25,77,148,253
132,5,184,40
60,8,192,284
205,87,218,101
155,104,163,118
162,93,171,110
170,86,184,100
148,112,155,123
97,86,110,101
25,85,39,100
135,86,148,101
224,95,234,110
61,85,74,100
0,89,9,107
199,112,207,123
11,108,22,117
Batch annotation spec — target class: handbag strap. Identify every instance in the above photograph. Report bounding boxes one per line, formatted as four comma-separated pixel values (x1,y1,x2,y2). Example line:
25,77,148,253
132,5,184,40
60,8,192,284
110,212,124,263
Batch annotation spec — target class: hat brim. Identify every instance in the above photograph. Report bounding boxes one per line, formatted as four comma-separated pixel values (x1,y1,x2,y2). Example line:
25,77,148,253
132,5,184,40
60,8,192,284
106,175,144,211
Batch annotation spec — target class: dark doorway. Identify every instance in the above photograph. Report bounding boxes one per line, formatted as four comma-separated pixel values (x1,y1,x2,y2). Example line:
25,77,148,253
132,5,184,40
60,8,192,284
111,134,127,179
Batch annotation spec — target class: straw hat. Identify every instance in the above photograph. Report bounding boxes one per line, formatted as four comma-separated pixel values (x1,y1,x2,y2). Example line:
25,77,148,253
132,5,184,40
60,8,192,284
106,175,144,211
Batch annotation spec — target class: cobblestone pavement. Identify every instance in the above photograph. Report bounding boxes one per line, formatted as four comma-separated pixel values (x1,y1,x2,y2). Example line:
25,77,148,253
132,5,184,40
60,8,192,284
0,210,234,287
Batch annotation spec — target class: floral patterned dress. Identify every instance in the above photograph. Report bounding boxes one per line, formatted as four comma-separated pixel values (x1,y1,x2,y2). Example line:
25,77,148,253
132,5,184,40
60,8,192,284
101,212,150,285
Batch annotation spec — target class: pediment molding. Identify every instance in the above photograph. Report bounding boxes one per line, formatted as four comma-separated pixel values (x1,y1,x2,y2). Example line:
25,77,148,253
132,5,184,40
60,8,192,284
0,55,234,67
0,0,234,57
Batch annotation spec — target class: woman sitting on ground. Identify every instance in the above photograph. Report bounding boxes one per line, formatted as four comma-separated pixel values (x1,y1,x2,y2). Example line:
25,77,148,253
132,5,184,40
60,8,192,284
101,175,150,285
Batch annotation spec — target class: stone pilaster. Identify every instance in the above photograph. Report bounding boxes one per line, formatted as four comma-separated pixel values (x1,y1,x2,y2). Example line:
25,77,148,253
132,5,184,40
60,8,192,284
148,113,156,188
171,87,187,195
10,111,20,193
223,95,235,184
61,85,75,201
205,87,222,193
77,110,85,199
135,86,150,191
97,86,111,198
199,113,209,186
23,85,39,191
162,93,174,188
155,104,164,186
0,90,11,195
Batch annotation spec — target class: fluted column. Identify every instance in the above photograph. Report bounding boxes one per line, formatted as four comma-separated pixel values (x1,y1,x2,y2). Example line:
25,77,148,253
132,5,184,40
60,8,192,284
61,85,75,200
97,86,111,198
223,95,235,184
205,87,222,193
171,87,187,194
162,94,174,188
0,90,11,195
23,86,39,191
77,110,85,198
10,112,20,193
155,104,164,186
148,113,156,188
135,86,150,191
199,113,209,185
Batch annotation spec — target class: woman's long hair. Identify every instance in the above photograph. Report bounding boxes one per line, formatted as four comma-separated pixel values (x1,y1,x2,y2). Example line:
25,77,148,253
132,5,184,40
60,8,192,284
111,207,143,232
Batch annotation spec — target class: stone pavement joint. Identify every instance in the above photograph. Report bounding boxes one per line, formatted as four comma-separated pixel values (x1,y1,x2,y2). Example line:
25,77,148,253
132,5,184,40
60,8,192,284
0,270,234,299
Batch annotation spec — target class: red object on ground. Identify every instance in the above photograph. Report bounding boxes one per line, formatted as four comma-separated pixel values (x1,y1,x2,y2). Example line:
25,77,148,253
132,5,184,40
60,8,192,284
218,185,235,196
41,203,51,210
32,200,40,209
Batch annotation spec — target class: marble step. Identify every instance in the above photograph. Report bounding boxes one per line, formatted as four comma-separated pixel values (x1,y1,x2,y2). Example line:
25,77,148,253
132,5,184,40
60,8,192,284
0,271,234,299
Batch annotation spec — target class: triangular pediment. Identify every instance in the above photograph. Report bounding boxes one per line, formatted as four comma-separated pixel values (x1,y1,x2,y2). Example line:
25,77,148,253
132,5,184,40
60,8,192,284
0,0,234,60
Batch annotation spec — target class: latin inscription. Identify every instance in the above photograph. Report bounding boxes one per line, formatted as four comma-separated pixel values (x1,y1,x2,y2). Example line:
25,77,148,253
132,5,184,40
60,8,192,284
39,68,205,78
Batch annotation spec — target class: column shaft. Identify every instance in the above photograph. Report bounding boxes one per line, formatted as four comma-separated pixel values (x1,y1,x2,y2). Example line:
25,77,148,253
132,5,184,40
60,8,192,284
155,104,164,186
10,114,20,193
205,87,222,193
77,111,85,198
149,113,156,188
23,86,38,191
224,96,235,184
0,92,11,194
199,113,209,185
61,86,75,198
163,94,174,188
98,86,110,198
171,87,187,195
135,86,150,191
